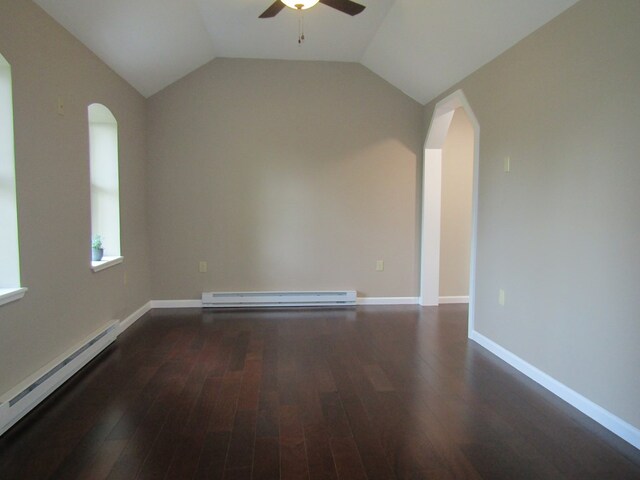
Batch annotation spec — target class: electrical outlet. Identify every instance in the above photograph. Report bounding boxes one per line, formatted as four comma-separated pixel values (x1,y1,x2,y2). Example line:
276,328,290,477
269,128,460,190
504,156,511,173
498,289,506,306
199,261,207,273
376,260,384,272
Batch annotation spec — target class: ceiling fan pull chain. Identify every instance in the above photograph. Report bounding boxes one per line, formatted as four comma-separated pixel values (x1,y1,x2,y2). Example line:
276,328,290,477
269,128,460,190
298,10,305,44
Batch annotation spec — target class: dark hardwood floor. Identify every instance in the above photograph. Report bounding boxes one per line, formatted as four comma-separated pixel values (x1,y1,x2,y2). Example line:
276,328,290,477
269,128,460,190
1,305,639,479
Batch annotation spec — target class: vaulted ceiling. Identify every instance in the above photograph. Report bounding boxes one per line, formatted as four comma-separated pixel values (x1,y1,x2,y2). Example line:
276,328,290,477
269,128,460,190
33,0,579,103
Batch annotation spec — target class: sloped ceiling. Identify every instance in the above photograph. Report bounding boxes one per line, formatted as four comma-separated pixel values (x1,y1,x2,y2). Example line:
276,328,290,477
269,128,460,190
33,0,579,103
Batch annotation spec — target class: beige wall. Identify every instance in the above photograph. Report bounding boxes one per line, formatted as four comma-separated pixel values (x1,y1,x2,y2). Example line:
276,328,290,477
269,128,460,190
0,1,150,395
147,58,423,299
440,108,473,297
425,0,640,429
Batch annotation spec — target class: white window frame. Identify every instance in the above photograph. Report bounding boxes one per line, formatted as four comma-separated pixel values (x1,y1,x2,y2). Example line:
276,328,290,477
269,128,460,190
0,52,26,306
88,103,122,272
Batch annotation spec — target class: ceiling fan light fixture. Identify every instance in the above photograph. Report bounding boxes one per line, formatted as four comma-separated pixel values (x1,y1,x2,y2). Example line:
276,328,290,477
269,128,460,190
281,0,320,10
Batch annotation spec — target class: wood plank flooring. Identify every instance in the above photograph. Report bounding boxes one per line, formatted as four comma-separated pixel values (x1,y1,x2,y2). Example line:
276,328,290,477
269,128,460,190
1,305,639,479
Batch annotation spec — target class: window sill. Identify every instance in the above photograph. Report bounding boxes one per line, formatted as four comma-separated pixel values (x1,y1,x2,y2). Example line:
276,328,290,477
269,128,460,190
91,256,123,273
0,287,28,307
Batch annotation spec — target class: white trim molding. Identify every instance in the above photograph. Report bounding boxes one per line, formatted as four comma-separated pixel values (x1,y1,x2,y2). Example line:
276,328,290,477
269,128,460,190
357,297,419,305
118,301,151,333
151,299,203,309
470,330,640,451
91,256,123,273
0,287,27,307
439,295,469,304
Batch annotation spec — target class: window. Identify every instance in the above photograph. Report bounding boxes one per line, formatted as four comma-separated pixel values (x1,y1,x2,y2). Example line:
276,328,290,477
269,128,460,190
88,103,122,272
0,52,26,305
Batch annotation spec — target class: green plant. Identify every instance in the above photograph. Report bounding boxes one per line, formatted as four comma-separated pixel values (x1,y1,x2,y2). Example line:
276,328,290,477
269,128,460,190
92,235,103,249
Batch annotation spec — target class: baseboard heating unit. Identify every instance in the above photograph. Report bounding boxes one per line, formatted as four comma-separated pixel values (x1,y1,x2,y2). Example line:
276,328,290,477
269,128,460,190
0,320,119,437
202,291,357,308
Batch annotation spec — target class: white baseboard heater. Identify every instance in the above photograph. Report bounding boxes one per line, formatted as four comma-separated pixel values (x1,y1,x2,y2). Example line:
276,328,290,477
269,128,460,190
202,290,357,308
0,320,119,437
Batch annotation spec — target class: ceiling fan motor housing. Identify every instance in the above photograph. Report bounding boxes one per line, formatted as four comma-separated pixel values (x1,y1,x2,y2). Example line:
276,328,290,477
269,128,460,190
260,0,365,18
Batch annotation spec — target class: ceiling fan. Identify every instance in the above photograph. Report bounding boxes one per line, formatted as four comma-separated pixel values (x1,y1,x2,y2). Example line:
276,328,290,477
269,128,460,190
259,0,366,19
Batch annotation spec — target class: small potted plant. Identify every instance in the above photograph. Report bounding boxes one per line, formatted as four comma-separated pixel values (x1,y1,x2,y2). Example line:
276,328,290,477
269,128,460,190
92,235,104,261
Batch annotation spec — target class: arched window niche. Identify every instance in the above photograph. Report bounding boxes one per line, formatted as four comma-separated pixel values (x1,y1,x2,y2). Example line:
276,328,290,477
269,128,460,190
88,103,122,272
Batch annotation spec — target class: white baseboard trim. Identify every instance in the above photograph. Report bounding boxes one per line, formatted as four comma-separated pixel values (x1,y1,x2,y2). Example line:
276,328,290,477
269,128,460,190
439,295,469,304
151,299,203,308
357,297,419,305
470,330,640,451
118,301,152,334
149,297,420,308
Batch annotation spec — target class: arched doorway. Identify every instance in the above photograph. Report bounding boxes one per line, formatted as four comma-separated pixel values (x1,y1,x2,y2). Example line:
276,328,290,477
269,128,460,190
420,90,479,336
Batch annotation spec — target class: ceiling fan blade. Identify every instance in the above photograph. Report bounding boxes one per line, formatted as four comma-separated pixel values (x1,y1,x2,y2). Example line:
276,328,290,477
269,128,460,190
319,0,366,16
259,1,286,18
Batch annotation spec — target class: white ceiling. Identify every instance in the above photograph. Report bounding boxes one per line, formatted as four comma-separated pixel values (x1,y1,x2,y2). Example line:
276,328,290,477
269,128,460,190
33,0,579,103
